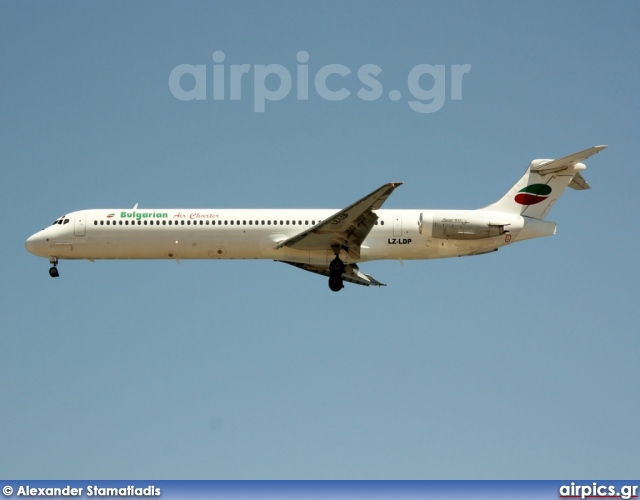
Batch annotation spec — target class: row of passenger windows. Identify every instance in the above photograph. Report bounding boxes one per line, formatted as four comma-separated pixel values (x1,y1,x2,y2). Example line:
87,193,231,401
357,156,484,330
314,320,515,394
94,219,386,226
96,219,318,226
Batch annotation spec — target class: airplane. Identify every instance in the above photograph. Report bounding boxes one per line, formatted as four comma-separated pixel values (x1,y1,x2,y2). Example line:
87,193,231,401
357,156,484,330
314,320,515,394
25,146,606,292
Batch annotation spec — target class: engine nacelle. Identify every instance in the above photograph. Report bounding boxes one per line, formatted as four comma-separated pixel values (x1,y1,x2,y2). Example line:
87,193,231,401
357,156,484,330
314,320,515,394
419,212,508,240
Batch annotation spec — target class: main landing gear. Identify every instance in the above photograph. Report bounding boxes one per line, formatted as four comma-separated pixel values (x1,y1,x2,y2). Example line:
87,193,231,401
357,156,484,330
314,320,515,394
328,256,346,292
49,257,59,278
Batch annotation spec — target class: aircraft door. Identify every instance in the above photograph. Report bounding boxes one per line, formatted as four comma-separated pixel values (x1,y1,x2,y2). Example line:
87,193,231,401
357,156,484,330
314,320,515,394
74,212,86,237
393,215,402,237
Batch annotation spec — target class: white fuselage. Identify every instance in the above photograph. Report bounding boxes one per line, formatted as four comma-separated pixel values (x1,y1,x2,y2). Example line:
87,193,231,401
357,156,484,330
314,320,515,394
25,207,554,266
24,146,605,289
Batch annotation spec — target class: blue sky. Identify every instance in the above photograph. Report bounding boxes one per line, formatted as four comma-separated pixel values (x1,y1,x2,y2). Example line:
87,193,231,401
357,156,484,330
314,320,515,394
1,1,638,479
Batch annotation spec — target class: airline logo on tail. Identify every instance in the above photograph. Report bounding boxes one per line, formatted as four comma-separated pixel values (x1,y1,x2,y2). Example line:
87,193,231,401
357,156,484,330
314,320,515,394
515,184,552,205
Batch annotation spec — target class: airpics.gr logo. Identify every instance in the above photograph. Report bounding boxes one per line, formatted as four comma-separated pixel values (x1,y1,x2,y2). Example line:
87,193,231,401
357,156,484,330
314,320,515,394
515,184,552,205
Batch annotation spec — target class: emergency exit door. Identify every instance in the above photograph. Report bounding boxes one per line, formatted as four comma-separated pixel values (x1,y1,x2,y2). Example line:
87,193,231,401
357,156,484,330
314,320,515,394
393,215,402,237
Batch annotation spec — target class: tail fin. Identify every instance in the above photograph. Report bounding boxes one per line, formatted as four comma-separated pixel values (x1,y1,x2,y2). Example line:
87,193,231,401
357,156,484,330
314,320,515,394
483,146,607,219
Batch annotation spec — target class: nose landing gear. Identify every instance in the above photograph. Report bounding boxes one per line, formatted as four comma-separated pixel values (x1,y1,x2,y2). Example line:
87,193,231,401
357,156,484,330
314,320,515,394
49,257,59,278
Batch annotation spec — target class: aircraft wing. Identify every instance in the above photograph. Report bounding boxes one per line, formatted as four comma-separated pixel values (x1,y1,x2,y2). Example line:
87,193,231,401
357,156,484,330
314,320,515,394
273,182,403,260
278,261,386,287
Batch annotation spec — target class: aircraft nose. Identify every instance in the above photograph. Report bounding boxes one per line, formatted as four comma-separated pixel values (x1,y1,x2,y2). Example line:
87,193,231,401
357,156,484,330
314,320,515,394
25,232,47,256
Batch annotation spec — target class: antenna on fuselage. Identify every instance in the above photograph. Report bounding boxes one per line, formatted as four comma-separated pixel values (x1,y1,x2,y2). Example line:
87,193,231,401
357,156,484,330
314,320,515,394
133,203,138,210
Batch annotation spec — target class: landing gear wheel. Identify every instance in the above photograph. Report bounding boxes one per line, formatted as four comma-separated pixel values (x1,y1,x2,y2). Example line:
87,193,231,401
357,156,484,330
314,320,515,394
329,257,346,276
328,275,343,292
48,257,59,278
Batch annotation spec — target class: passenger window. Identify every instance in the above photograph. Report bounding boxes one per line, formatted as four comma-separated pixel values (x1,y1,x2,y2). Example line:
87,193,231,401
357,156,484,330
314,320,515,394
94,221,97,225
100,221,104,225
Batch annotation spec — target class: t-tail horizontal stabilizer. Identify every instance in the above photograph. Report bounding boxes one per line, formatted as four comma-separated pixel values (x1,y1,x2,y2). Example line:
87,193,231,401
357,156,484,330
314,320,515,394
482,145,607,220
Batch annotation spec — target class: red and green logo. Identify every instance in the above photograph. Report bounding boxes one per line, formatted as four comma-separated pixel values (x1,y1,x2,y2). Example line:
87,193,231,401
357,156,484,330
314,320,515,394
515,184,552,205
107,213,115,218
